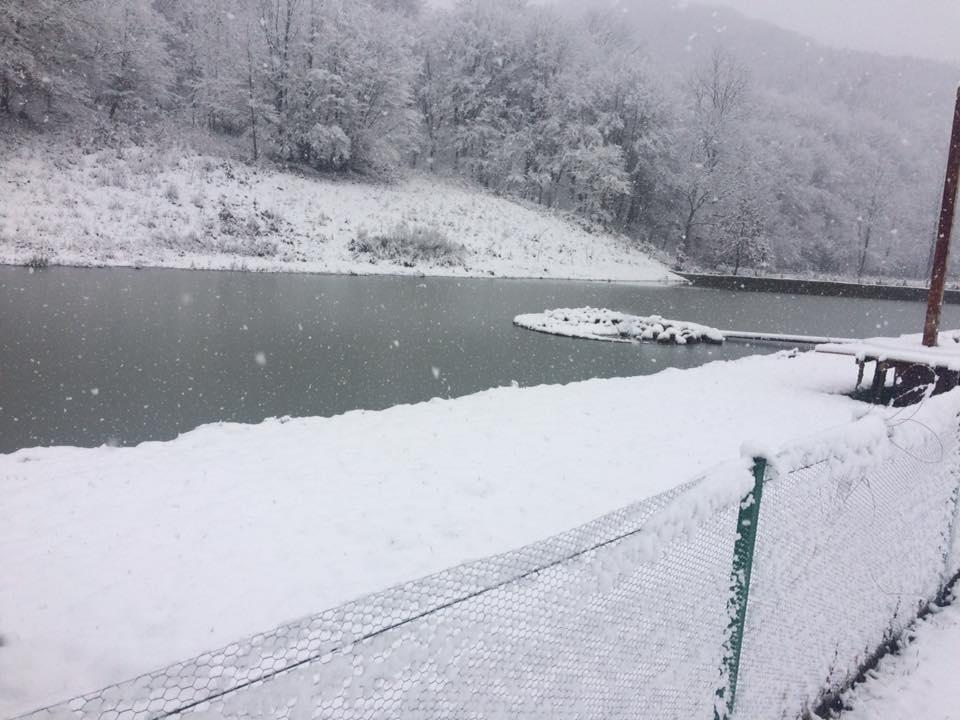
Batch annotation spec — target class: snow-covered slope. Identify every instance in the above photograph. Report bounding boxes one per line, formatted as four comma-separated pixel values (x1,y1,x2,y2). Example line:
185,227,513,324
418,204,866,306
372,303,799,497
0,135,679,283
0,350,865,716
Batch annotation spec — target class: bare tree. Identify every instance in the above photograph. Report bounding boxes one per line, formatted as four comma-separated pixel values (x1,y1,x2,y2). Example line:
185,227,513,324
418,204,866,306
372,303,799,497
691,48,749,139
855,162,888,281
714,195,768,276
676,47,749,261
259,0,301,152
244,16,261,160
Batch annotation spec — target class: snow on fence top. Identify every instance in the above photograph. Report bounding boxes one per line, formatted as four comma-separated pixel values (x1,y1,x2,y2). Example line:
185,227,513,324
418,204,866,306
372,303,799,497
513,307,725,345
18,389,960,720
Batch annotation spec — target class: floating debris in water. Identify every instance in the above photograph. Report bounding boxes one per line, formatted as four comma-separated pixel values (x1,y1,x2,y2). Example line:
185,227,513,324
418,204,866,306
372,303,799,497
513,307,725,345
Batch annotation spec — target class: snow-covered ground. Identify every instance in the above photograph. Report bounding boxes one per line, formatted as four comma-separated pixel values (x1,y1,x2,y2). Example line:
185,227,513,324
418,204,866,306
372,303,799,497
0,350,871,717
834,595,960,720
0,134,678,283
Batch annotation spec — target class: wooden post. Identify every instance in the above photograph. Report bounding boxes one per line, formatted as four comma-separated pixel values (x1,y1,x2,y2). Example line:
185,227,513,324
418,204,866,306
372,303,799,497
923,87,960,347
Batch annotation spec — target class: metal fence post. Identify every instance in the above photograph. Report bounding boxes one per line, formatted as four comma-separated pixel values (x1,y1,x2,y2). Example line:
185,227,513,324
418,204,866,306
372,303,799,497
715,457,767,720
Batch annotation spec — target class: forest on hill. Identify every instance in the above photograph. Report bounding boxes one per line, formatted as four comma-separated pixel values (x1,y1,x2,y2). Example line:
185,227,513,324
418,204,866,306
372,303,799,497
3,0,958,278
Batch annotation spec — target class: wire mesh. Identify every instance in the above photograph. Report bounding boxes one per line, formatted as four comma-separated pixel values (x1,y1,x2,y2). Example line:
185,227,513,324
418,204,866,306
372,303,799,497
735,417,960,718
945,422,960,582
17,475,740,720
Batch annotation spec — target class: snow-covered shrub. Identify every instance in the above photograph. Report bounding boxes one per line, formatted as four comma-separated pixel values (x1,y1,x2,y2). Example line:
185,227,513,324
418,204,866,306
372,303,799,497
218,205,257,237
209,201,288,258
92,163,130,188
149,229,204,254
298,123,352,170
349,224,466,268
221,237,279,258
163,183,180,203
24,252,50,268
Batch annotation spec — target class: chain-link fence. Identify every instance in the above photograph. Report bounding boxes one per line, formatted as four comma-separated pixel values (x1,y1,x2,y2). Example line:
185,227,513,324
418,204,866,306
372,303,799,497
15,400,960,720
736,413,960,718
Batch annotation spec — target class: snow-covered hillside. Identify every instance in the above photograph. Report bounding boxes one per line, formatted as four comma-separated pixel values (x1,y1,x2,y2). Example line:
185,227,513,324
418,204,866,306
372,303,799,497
0,135,679,283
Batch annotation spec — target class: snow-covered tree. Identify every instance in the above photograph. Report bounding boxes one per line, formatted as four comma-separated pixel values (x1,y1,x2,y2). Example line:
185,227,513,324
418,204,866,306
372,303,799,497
163,0,252,134
282,0,420,172
88,0,173,121
713,195,769,276
0,0,94,119
257,0,302,150
416,1,643,225
1,0,951,279
674,47,749,260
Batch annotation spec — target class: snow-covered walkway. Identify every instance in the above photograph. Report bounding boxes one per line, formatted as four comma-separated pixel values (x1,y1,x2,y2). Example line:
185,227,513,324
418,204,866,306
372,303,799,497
835,593,960,720
1,351,868,716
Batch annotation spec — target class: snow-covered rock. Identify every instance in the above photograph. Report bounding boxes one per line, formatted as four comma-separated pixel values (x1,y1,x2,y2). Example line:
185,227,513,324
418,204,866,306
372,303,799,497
513,307,725,344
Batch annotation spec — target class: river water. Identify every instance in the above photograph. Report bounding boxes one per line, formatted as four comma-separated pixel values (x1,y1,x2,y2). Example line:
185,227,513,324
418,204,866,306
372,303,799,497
3,266,957,452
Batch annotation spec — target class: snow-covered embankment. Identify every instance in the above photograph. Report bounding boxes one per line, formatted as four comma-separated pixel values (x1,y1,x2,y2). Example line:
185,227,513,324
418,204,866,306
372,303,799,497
0,135,680,283
835,597,960,720
0,350,870,716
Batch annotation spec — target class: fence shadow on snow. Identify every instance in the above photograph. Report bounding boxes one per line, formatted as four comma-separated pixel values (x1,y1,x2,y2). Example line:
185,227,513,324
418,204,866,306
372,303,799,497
18,393,960,720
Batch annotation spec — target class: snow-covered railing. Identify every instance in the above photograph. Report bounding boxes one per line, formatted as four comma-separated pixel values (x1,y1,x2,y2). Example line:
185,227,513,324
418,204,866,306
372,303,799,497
16,395,960,720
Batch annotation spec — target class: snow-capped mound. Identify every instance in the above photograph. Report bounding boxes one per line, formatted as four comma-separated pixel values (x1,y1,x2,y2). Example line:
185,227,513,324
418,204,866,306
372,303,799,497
513,307,725,345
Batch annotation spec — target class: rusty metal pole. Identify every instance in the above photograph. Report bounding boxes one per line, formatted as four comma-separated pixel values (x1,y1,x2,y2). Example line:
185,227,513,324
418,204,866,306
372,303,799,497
923,86,960,347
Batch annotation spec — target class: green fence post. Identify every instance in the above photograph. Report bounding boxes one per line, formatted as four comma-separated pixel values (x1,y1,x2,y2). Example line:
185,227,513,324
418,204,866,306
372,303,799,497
715,457,767,720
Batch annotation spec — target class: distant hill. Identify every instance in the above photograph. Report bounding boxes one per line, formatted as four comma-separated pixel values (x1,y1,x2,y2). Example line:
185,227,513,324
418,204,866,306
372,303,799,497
621,0,958,145
563,0,960,277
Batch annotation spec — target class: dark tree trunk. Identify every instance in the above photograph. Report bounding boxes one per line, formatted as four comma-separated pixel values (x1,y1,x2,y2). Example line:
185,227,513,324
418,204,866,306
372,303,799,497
1,76,11,114
680,205,697,257
247,50,258,161
857,225,872,282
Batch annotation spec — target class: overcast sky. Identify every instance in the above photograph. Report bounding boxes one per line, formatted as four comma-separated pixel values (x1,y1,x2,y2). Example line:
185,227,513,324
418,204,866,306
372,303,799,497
433,0,960,65
700,0,960,64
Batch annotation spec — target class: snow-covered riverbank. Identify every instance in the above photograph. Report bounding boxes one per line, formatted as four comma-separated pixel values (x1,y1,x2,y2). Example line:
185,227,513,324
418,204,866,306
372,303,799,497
0,350,869,716
0,134,679,283
836,595,960,719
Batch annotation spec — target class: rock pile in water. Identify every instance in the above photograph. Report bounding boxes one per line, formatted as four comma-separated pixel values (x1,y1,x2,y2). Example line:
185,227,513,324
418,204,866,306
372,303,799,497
513,307,725,345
